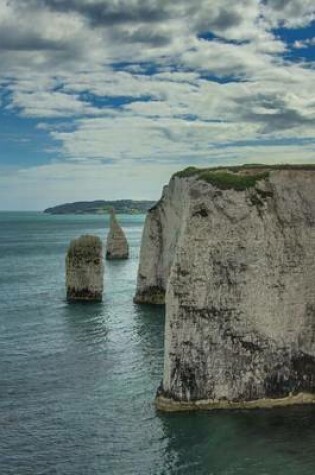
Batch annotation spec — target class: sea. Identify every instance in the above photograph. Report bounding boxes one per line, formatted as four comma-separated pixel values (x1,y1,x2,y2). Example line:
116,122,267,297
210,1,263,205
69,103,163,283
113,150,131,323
0,212,314,475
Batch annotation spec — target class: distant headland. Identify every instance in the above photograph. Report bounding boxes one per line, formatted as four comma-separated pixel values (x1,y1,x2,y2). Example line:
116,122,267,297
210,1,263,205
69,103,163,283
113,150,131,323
44,200,156,215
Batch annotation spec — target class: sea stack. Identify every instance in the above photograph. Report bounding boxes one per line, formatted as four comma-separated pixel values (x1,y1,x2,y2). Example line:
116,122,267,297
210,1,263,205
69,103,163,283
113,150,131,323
106,209,129,260
135,165,315,410
66,235,104,302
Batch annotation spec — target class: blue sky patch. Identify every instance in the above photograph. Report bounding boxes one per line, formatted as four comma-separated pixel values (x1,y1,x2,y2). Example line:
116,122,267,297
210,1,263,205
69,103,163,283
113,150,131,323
0,113,62,167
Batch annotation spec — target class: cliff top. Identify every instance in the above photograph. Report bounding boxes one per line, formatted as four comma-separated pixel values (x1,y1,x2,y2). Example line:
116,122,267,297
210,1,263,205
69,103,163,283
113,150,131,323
173,164,315,191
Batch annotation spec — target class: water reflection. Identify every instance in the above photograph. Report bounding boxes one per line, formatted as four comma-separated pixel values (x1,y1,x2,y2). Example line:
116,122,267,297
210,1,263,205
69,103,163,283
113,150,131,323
62,301,109,347
158,405,315,475
133,303,165,348
60,292,315,475
132,295,315,474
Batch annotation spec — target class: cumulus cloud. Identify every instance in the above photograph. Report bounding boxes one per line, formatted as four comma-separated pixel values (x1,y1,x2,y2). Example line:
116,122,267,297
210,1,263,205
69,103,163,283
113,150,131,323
233,92,315,133
7,89,101,118
0,0,314,208
263,0,315,27
294,38,315,48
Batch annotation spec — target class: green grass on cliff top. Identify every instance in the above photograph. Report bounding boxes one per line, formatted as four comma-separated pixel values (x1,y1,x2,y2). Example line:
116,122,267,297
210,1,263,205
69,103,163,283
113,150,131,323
173,164,315,191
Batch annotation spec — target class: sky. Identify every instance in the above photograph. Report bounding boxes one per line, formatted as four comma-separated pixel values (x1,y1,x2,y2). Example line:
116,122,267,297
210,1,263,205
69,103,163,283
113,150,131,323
0,0,314,210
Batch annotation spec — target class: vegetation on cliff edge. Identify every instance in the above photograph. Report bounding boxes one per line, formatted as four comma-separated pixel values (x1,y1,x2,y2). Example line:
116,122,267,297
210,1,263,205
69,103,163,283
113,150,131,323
174,164,315,191
199,171,270,191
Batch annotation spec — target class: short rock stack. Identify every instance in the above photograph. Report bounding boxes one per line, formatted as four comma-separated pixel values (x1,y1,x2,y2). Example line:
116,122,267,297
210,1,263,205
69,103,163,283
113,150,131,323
66,234,104,302
106,209,129,260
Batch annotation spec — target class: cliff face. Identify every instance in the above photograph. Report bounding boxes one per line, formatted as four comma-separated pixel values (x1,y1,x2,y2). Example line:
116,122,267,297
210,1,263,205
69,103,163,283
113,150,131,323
134,179,189,304
106,210,129,260
135,167,315,409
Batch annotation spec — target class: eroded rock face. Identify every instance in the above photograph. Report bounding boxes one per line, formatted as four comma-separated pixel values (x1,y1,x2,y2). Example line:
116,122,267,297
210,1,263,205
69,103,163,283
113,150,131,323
134,180,189,304
66,235,104,302
106,210,129,260
137,168,315,408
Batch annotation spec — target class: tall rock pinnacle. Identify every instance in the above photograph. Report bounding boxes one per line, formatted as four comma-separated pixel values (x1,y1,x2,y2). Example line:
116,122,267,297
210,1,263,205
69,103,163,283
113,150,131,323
106,209,129,260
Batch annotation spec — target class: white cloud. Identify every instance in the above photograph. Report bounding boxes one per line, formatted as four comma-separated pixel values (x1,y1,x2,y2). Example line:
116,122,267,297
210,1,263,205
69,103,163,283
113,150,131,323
263,0,315,28
293,38,315,49
1,138,314,210
7,88,101,118
0,0,314,208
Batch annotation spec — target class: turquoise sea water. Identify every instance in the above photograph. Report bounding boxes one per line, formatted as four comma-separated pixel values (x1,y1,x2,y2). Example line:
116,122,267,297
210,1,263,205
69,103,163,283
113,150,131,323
0,212,314,475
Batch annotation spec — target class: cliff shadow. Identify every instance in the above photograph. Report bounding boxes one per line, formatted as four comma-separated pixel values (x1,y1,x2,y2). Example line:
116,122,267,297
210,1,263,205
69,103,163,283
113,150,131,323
133,304,165,383
157,405,315,474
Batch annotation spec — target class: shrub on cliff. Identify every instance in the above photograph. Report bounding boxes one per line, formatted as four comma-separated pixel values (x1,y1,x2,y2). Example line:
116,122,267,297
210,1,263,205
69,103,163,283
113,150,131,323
199,171,270,191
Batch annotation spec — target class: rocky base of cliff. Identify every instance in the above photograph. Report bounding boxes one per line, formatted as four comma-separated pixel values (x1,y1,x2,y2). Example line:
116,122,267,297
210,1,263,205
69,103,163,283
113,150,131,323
155,392,315,412
133,285,165,304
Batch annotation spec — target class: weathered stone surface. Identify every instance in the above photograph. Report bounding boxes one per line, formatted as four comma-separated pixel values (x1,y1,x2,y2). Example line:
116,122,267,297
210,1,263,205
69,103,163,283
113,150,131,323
106,209,129,260
66,235,104,302
134,180,189,304
136,167,315,408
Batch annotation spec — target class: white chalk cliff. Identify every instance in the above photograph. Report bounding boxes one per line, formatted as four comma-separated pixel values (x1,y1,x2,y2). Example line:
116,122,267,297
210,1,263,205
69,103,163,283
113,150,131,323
135,166,315,409
106,209,129,260
134,179,189,304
